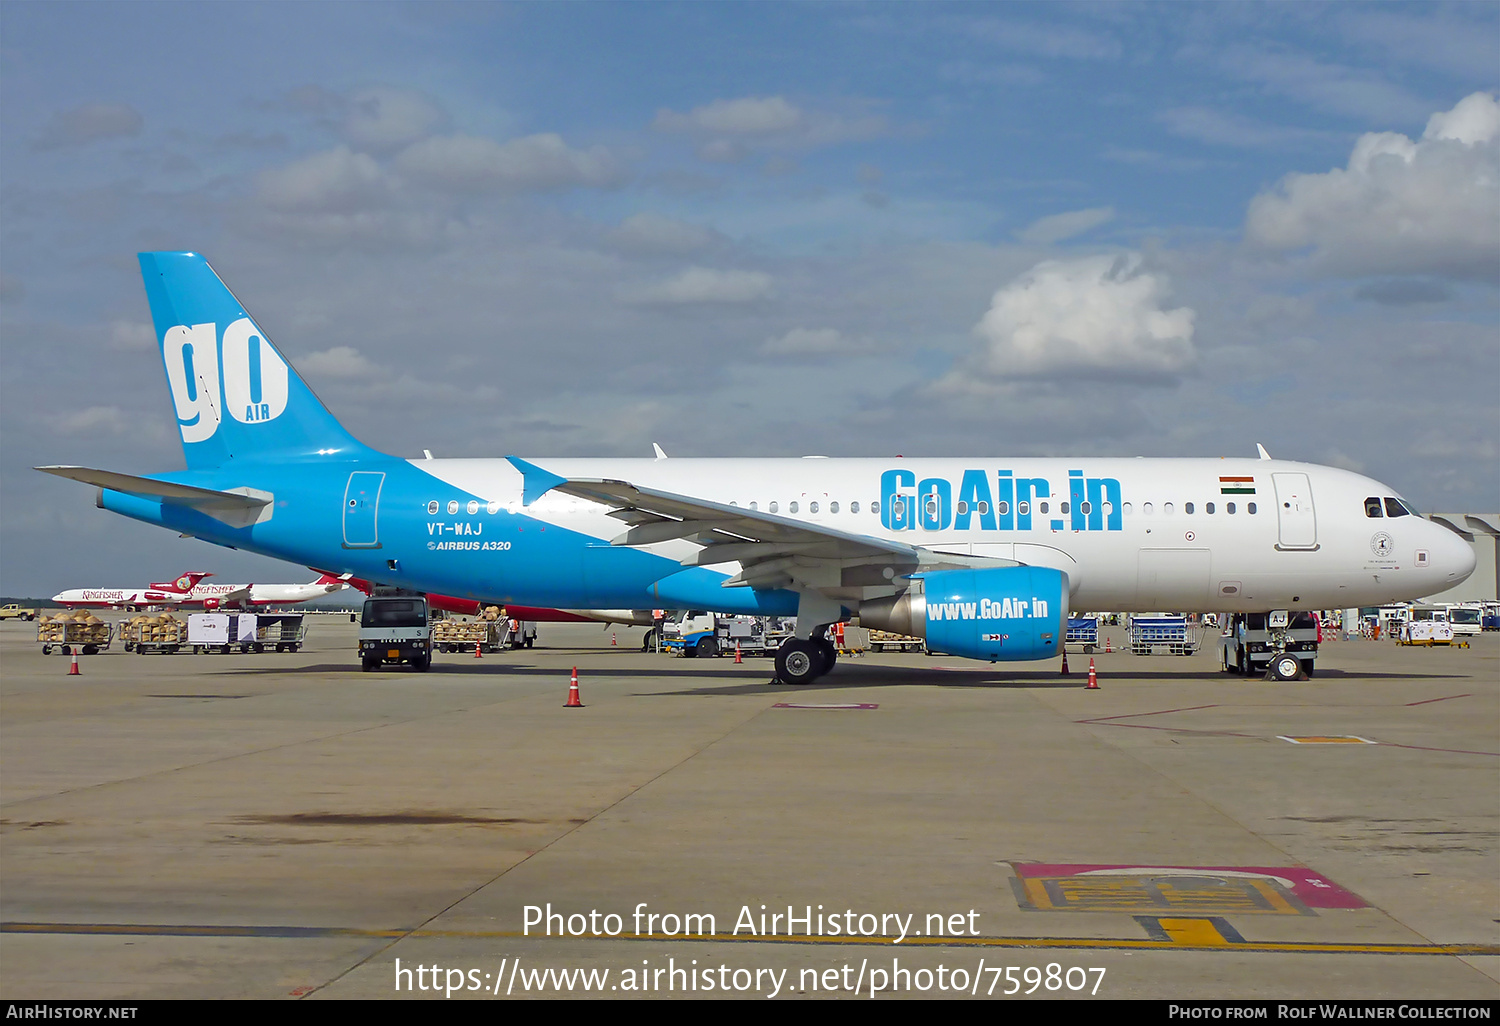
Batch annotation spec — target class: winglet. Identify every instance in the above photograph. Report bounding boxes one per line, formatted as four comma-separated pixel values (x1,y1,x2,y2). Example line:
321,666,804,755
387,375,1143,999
652,442,668,461
505,456,568,506
1256,443,1272,461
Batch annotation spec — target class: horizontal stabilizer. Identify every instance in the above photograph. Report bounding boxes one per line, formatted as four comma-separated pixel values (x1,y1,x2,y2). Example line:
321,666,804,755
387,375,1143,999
36,466,273,529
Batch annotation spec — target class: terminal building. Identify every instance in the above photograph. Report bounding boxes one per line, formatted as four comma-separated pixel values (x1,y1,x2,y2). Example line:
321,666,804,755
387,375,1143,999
1423,513,1499,603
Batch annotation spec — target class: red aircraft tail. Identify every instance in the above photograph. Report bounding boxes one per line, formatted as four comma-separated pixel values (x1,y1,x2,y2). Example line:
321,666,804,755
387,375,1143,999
152,571,213,593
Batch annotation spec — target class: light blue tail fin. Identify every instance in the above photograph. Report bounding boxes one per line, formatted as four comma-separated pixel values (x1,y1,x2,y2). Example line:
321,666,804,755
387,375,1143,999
139,252,374,468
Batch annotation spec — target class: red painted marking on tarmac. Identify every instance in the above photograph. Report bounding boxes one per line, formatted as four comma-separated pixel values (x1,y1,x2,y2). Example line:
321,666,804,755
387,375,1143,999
1077,704,1221,723
1405,693,1472,706
1373,741,1498,757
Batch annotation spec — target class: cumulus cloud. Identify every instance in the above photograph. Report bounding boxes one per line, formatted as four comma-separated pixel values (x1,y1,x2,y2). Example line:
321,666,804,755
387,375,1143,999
1015,206,1115,244
395,133,625,192
299,346,384,379
32,103,143,150
652,95,887,155
257,146,392,213
1245,92,1500,281
625,267,773,305
608,213,722,254
108,320,156,351
952,253,1196,383
342,86,447,151
762,327,857,356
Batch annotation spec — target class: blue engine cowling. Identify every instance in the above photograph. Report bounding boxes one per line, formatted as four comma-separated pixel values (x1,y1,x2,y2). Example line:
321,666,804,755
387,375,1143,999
917,566,1069,661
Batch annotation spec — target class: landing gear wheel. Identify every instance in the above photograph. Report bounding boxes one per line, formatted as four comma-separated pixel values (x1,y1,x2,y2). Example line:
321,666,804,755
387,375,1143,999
814,639,837,676
1270,653,1303,681
642,628,656,652
775,639,820,685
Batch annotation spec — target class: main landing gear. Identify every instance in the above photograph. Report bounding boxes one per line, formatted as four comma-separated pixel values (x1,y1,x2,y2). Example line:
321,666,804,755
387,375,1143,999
773,633,838,685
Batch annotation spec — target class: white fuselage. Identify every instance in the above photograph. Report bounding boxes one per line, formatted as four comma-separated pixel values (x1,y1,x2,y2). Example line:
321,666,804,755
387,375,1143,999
412,456,1475,613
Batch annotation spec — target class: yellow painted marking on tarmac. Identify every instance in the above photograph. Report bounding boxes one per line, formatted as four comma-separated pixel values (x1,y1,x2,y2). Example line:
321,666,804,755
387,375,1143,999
1016,874,1306,915
6,922,1500,956
1156,918,1232,946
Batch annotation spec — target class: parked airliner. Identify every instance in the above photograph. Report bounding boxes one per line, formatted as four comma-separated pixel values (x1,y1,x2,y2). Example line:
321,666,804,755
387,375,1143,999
53,571,346,610
38,253,1475,682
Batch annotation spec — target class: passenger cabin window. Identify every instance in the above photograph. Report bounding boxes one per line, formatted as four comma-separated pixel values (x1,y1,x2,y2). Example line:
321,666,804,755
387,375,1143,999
789,501,799,514
978,501,990,515
769,501,778,513
809,501,818,514
871,500,880,515
850,501,860,513
1365,497,1383,518
1184,502,1194,514
995,501,1007,515
830,501,839,513
1247,502,1257,514
1206,502,1215,514
1227,502,1236,514
1384,497,1410,518
1060,501,1069,515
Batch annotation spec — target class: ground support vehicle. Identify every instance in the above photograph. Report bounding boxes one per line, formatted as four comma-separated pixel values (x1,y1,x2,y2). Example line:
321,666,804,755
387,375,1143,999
253,614,307,652
661,612,791,657
432,617,503,654
1441,604,1483,638
1129,616,1197,655
1219,612,1319,678
1398,620,1455,646
1066,616,1100,653
867,629,925,653
121,614,188,654
37,613,113,655
358,594,432,671
0,604,38,621
1483,603,1500,631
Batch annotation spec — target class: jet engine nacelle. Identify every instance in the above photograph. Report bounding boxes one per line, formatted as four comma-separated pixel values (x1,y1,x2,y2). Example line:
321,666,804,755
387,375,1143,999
861,566,1069,662
202,597,220,610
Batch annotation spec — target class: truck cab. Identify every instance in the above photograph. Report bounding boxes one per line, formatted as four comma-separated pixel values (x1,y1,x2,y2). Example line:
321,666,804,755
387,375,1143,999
358,594,432,671
1220,611,1319,678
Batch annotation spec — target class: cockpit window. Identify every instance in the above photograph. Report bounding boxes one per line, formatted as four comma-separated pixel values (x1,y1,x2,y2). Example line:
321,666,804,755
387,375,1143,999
1384,497,1410,518
1364,497,1383,518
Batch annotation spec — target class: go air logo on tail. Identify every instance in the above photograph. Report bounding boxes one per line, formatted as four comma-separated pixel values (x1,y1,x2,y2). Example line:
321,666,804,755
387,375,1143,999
881,469,1123,533
928,597,1050,621
162,319,288,442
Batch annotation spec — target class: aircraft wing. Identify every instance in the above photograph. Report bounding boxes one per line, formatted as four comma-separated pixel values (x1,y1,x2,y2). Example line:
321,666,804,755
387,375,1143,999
36,467,272,529
508,457,1015,595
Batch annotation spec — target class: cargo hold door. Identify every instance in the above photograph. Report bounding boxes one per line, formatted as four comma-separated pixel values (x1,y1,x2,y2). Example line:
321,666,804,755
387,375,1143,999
343,471,384,549
1272,472,1317,550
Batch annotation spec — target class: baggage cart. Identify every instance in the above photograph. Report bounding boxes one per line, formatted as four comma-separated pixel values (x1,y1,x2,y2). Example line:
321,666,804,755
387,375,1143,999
37,613,114,655
1129,615,1197,655
1065,616,1100,653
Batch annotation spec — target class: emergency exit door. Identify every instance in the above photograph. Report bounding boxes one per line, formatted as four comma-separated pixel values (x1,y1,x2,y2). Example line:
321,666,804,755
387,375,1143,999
343,471,384,549
1272,472,1317,550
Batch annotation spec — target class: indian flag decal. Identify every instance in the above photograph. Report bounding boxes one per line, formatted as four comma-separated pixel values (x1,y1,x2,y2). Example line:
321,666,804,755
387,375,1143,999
1220,476,1256,495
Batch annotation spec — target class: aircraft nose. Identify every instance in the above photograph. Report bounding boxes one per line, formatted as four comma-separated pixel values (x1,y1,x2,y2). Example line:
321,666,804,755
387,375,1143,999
1431,522,1477,585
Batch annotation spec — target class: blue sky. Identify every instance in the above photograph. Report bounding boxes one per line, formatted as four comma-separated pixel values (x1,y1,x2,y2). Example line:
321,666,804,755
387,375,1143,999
2,2,1496,593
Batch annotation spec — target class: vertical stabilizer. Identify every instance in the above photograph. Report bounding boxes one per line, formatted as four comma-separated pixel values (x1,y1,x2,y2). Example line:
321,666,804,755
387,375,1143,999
138,252,373,468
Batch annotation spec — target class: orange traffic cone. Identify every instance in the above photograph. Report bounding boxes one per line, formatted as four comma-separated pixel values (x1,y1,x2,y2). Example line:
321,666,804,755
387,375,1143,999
1105,636,1112,654
734,641,742,664
611,631,617,646
474,640,483,659
1060,651,1070,675
565,667,583,708
68,650,81,676
1085,658,1098,690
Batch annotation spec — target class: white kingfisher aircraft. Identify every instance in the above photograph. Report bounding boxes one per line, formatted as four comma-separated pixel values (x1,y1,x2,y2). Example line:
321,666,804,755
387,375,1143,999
38,253,1475,683
52,571,346,610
